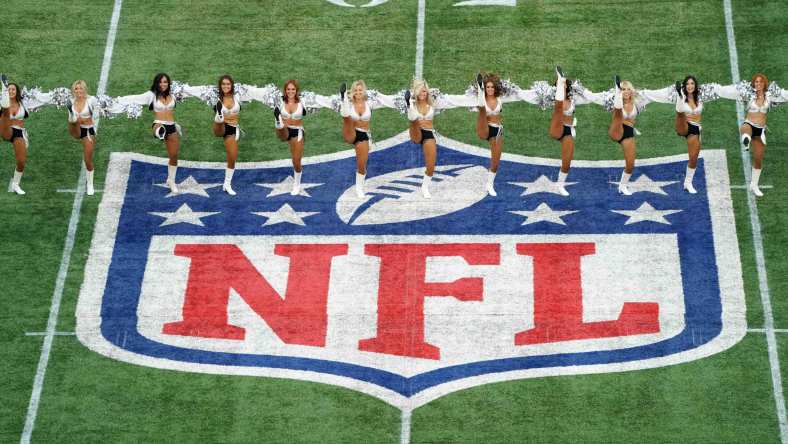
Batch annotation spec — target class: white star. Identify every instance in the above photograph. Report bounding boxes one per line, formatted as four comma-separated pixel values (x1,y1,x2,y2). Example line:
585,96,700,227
509,175,577,196
252,204,320,227
155,176,222,197
256,176,323,197
149,203,220,227
609,174,677,195
509,203,578,226
611,202,682,225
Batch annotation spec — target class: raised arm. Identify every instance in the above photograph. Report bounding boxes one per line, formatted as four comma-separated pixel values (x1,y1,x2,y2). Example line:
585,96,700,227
433,90,480,110
21,86,72,111
637,85,676,105
367,89,405,111
237,83,280,108
571,82,612,107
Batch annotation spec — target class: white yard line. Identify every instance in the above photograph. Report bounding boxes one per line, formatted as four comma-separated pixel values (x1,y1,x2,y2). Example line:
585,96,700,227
57,188,104,193
750,329,788,334
24,332,76,337
400,3,427,442
731,185,773,189
723,1,787,442
414,0,426,80
20,1,123,443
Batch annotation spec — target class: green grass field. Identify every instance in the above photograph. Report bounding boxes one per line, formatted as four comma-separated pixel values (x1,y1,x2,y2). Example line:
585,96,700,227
1,0,787,442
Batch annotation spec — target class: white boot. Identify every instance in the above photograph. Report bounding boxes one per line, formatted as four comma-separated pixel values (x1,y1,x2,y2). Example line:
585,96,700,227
613,75,623,110
223,168,236,196
750,167,763,197
618,171,632,196
291,170,302,196
86,168,95,196
475,72,485,107
355,172,365,198
555,76,566,102
166,165,179,193
9,170,25,195
340,97,351,118
683,166,697,194
557,170,569,196
0,80,9,109
485,171,497,196
421,174,432,199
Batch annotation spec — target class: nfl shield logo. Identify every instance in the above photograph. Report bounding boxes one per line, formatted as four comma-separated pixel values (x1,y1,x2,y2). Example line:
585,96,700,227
77,132,745,408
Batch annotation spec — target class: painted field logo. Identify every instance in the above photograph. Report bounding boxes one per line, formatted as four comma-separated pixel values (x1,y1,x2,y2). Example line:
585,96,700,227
77,133,745,408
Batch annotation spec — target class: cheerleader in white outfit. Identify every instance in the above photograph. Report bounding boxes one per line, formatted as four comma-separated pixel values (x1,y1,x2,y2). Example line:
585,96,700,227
714,73,785,196
673,75,706,194
338,80,398,197
406,78,493,198
212,75,242,196
66,80,99,195
1,79,29,195
549,66,579,196
584,76,674,195
474,72,506,196
273,79,309,196
0,77,55,195
112,73,187,193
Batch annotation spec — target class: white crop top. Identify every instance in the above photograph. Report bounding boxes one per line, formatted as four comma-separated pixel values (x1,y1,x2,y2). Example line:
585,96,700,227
219,94,241,114
747,97,770,114
280,102,305,119
677,99,703,116
350,102,371,121
150,93,176,112
622,103,638,120
415,104,434,121
484,98,501,116
74,96,99,120
7,102,28,120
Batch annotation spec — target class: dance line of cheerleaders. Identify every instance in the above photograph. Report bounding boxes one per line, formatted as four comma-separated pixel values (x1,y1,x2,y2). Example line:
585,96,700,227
1,69,786,198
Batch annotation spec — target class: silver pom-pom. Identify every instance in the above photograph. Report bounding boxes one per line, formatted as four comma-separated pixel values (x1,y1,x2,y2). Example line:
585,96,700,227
392,89,409,114
299,91,319,114
201,86,220,106
699,83,720,103
767,81,783,108
530,80,556,110
247,83,280,109
95,94,117,118
601,88,616,112
734,80,755,106
170,81,186,102
569,80,586,99
49,87,73,108
499,79,521,97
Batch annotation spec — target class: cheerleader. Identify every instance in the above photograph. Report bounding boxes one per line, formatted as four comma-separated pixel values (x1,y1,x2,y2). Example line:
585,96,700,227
0,78,28,195
474,72,505,196
406,79,441,199
338,80,399,197
273,79,308,196
212,75,241,195
113,73,187,193
66,80,99,195
601,76,673,195
406,77,500,198
714,73,786,196
673,75,704,194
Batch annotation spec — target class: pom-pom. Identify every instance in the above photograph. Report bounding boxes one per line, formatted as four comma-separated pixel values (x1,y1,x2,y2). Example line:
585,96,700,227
699,83,720,102
530,80,556,110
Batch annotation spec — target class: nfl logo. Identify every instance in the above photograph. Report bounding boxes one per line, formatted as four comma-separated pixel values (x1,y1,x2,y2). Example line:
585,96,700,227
77,132,745,408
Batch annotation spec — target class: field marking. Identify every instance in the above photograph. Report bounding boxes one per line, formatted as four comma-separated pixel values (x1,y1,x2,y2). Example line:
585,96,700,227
731,185,773,189
57,188,104,193
20,1,123,443
400,407,412,444
414,0,425,80
25,332,76,337
750,329,788,334
724,1,788,442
